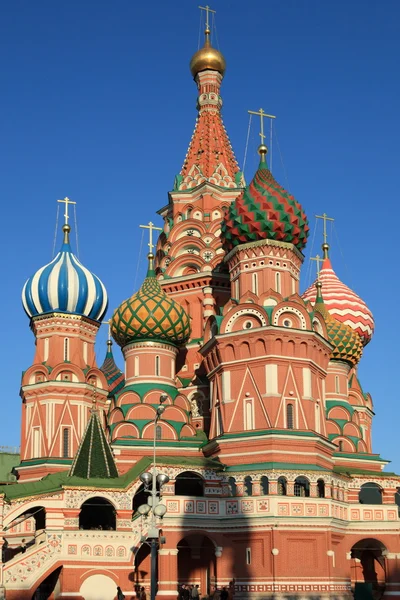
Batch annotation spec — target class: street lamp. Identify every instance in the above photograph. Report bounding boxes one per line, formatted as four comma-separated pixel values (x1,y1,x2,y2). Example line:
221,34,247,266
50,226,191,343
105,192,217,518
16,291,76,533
138,395,170,600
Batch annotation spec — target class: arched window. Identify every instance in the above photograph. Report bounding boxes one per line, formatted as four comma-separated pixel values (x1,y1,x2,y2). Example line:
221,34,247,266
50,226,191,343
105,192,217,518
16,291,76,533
275,272,281,293
317,479,325,498
252,273,258,295
64,338,69,362
335,376,340,393
245,399,254,430
294,476,310,497
244,476,253,496
156,425,162,441
260,476,269,495
175,472,204,496
62,428,70,458
32,428,40,458
216,406,223,436
228,477,237,496
286,403,294,429
278,476,287,496
359,483,383,505
155,356,160,376
234,279,240,300
338,440,343,452
83,342,88,364
79,497,116,530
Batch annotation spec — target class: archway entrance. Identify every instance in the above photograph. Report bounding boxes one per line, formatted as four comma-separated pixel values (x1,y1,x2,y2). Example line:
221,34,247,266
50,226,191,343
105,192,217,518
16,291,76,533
178,535,217,597
351,538,386,600
31,566,62,599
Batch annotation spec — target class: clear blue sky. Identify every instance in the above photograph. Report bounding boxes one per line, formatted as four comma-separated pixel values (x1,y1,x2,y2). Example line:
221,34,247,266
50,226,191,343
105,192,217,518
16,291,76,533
1,1,398,469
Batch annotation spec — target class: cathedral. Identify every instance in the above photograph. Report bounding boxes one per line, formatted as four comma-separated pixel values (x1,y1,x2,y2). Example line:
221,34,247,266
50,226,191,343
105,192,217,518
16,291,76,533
0,14,399,600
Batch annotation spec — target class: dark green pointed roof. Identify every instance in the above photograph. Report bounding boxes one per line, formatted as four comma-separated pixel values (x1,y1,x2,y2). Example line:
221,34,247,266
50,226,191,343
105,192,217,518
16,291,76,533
69,410,118,479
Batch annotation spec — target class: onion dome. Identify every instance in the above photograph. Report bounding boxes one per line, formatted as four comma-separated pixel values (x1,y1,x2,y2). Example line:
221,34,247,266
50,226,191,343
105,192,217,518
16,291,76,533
111,254,191,348
190,28,226,78
100,340,125,396
22,224,108,322
222,146,309,252
314,281,363,366
302,244,374,345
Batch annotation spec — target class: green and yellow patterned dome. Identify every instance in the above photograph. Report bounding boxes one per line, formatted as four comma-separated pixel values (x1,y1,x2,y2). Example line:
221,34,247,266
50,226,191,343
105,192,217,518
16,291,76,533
314,282,363,366
111,255,191,348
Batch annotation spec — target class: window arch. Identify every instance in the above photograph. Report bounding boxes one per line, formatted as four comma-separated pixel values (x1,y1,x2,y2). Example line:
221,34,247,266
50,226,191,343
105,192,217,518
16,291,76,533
294,476,310,497
252,273,258,295
278,476,287,496
260,476,269,495
156,425,162,441
134,356,139,377
79,497,116,530
359,483,383,505
155,356,160,376
335,376,340,393
44,338,49,362
175,472,204,496
244,476,253,496
64,338,69,362
286,403,294,429
317,479,325,498
228,477,237,496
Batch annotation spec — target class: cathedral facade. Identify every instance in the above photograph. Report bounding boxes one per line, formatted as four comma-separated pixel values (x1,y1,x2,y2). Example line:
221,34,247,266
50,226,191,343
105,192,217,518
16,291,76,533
0,20,399,600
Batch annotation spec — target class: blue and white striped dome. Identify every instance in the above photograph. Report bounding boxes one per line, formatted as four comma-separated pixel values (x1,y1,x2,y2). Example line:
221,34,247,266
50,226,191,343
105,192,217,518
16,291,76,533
22,225,108,322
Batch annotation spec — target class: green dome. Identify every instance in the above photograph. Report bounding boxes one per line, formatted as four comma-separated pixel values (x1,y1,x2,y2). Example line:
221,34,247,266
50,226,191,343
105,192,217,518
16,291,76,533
111,258,191,348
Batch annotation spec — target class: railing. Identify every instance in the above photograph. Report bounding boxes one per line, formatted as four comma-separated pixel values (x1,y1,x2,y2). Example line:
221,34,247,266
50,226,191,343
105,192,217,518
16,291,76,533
163,495,400,522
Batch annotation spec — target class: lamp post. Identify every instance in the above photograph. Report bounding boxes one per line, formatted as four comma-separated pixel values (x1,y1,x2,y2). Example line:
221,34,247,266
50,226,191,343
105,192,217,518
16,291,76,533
137,395,170,600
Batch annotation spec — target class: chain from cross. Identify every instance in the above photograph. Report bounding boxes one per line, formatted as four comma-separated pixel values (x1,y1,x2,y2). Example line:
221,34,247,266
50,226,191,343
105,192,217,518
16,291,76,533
315,212,334,244
57,197,76,226
311,254,323,279
140,221,163,254
248,108,276,146
199,4,216,30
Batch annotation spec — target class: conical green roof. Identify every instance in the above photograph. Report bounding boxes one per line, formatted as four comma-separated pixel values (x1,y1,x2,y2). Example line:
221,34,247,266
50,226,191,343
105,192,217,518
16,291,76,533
69,410,118,479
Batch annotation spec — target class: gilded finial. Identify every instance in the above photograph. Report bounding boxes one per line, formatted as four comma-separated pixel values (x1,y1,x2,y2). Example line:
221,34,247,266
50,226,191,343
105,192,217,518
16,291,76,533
248,108,276,155
322,242,330,259
62,224,71,244
190,5,226,78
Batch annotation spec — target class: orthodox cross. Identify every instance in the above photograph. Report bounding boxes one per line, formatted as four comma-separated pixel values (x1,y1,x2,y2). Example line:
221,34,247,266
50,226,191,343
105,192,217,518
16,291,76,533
315,212,334,244
140,221,163,254
311,254,323,279
199,4,216,30
248,108,276,146
57,197,76,225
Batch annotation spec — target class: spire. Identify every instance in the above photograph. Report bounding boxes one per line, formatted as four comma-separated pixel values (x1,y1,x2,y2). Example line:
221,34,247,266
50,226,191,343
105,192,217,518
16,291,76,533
175,12,243,191
100,335,125,396
69,408,118,479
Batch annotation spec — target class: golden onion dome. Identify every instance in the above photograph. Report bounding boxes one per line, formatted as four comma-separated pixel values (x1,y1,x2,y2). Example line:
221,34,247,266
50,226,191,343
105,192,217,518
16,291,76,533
190,29,226,78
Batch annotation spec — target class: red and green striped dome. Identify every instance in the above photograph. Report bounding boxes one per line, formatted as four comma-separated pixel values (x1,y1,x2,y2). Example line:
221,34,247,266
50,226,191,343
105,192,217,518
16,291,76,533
222,150,309,251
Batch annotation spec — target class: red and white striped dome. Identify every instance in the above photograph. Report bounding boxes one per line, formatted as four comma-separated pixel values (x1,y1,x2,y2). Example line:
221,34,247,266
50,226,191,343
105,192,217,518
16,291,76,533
302,256,374,346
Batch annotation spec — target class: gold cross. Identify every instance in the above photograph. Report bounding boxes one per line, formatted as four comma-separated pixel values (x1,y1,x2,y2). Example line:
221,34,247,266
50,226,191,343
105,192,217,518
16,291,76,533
248,108,276,146
57,197,76,225
199,4,216,30
315,212,334,244
140,221,163,254
311,254,323,279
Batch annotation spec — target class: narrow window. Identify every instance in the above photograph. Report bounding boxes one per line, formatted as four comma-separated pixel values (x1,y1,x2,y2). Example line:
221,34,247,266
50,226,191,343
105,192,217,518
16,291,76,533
252,272,258,295
33,428,40,458
286,403,294,429
261,476,269,495
83,342,88,364
171,359,175,379
278,477,287,496
44,338,49,362
338,440,343,452
234,278,240,300
155,355,160,376
244,476,253,496
63,428,70,458
245,399,254,430
156,425,162,441
64,338,69,362
134,355,139,377
317,479,325,498
315,403,320,433
216,406,223,436
335,376,340,394
246,548,251,565
275,272,281,293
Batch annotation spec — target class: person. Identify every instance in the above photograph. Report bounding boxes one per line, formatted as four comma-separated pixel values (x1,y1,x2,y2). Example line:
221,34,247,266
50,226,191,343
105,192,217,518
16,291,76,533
191,584,199,599
183,585,190,600
139,586,147,600
221,587,228,600
117,586,126,600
